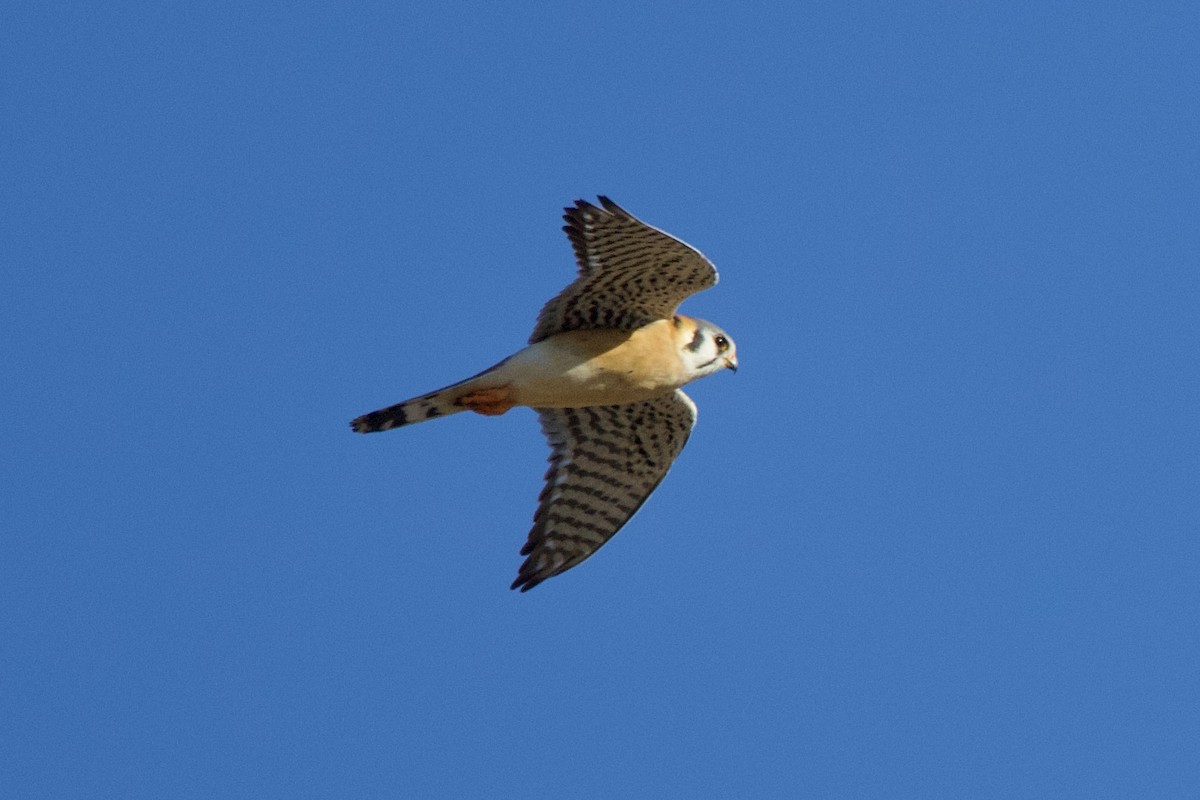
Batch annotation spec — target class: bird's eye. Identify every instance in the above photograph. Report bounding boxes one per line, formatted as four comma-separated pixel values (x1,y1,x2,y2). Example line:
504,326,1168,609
714,335,729,353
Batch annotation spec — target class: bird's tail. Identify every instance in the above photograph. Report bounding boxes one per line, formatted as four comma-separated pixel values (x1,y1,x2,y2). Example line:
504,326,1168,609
350,360,509,433
350,386,469,433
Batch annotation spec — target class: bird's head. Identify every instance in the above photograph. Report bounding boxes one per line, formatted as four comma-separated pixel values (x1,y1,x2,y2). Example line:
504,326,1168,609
674,316,738,380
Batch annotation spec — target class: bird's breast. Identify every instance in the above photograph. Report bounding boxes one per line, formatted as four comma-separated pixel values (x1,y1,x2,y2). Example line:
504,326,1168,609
498,322,685,408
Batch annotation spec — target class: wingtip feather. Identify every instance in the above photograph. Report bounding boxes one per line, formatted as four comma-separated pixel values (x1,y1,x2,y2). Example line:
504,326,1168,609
596,195,626,215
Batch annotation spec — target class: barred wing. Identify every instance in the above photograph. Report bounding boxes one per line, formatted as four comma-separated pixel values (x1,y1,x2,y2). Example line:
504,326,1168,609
512,390,698,591
529,197,718,343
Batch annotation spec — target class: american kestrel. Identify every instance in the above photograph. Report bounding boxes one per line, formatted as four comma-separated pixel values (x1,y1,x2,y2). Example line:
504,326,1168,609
351,197,737,591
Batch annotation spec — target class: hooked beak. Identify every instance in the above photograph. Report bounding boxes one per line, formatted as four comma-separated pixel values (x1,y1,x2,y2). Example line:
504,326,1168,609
724,356,738,373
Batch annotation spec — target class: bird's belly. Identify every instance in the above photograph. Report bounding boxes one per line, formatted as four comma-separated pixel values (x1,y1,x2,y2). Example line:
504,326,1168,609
499,329,681,408
518,365,668,407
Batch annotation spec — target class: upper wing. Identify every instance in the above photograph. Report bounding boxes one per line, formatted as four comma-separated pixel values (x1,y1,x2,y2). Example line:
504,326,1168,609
528,196,719,344
512,390,698,591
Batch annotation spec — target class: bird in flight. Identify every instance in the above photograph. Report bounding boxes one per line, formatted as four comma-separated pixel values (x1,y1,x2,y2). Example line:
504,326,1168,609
351,197,737,591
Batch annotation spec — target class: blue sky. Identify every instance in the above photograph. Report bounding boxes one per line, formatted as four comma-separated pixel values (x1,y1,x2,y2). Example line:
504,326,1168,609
3,2,1198,797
